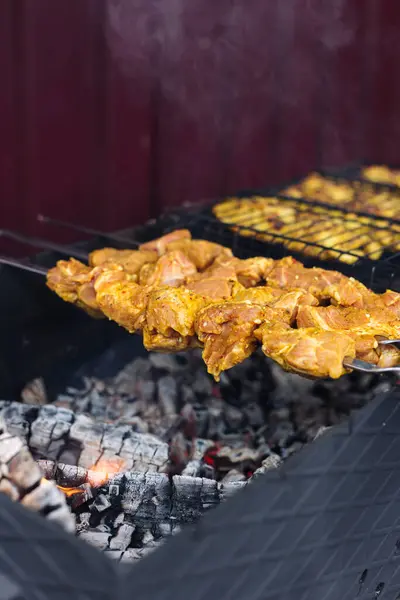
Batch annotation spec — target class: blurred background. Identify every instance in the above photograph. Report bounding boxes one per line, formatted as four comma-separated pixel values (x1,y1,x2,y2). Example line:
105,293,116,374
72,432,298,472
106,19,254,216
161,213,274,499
0,0,398,245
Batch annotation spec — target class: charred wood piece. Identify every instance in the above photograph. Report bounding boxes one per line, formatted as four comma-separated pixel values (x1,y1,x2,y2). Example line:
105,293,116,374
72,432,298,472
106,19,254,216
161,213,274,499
37,459,247,525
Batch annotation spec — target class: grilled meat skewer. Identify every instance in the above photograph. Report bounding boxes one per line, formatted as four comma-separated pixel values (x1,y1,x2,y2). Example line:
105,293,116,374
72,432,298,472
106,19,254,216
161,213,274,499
45,230,400,380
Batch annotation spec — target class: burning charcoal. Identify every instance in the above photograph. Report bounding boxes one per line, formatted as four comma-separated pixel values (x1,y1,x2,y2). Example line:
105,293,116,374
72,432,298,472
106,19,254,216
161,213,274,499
192,371,213,397
252,453,282,478
314,426,330,440
119,414,149,433
192,439,215,460
171,475,220,519
181,384,196,405
120,548,143,563
223,404,244,430
0,418,75,532
157,375,178,417
149,353,185,373
0,401,36,439
219,479,247,500
242,402,265,428
23,484,76,533
199,463,216,480
78,530,111,551
181,460,202,478
69,414,104,468
104,550,125,561
21,377,47,405
119,431,169,472
92,493,112,513
109,523,136,551
168,431,191,474
222,469,247,483
69,483,93,510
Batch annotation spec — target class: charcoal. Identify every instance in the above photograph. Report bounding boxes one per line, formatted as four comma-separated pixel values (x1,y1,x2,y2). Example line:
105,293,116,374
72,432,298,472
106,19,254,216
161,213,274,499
149,353,186,372
109,524,136,551
252,453,282,478
157,376,177,412
104,550,125,561
0,402,169,473
181,460,202,477
222,469,247,483
11,346,390,564
0,418,75,532
21,377,47,405
78,530,111,551
92,493,112,513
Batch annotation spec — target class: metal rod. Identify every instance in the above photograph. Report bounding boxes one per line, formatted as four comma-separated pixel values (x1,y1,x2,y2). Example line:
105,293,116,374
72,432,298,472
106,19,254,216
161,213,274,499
0,255,47,276
0,229,88,260
37,214,141,247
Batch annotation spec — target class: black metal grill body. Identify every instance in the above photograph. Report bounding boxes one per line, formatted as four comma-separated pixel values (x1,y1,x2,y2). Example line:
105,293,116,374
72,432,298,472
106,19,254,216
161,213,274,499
1,210,400,599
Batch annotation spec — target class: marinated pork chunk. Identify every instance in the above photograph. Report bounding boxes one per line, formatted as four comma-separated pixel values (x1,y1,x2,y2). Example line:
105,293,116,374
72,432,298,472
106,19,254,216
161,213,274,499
139,229,192,254
138,251,197,287
143,287,206,352
46,258,104,318
89,248,158,277
255,327,356,379
196,304,291,380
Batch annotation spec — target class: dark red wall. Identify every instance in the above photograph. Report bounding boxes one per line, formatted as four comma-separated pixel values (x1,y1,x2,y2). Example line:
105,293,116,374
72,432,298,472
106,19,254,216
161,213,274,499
0,0,399,247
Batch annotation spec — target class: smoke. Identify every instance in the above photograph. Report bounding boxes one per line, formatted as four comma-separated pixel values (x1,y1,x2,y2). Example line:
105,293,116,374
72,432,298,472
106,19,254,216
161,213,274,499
105,0,357,140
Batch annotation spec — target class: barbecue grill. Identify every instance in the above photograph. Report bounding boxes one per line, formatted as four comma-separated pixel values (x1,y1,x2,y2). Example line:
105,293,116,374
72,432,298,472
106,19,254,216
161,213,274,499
3,1,400,598
0,204,399,600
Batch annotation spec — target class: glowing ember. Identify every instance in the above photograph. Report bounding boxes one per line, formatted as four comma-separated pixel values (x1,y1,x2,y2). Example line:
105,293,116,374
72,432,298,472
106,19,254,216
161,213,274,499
87,457,126,487
41,458,126,499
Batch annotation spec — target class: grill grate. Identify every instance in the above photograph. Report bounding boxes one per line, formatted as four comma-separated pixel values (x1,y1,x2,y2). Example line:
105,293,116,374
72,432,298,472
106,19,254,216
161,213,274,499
209,167,400,270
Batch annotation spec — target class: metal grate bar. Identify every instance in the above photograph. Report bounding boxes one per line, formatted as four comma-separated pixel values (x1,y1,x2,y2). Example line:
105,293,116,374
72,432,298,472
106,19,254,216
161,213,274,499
0,255,47,275
0,229,89,260
37,214,141,247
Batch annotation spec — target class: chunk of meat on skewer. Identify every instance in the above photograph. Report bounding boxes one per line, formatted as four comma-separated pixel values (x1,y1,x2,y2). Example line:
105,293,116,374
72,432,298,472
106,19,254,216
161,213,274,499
143,287,207,352
195,303,291,381
233,286,318,323
93,270,151,333
165,239,233,271
380,290,400,319
139,229,192,254
255,327,356,379
186,261,242,299
138,251,198,287
296,305,400,338
231,256,275,287
46,258,104,318
267,256,371,307
297,304,400,367
88,248,158,277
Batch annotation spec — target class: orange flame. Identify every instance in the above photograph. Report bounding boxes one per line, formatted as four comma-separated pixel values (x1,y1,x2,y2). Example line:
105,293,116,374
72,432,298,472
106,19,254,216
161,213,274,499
56,484,83,497
41,477,83,497
87,457,126,487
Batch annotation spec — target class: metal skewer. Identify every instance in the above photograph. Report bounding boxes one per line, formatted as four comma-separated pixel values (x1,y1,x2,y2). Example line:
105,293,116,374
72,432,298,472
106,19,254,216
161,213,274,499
37,214,141,247
0,229,88,260
0,255,47,275
343,358,400,374
343,338,400,374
